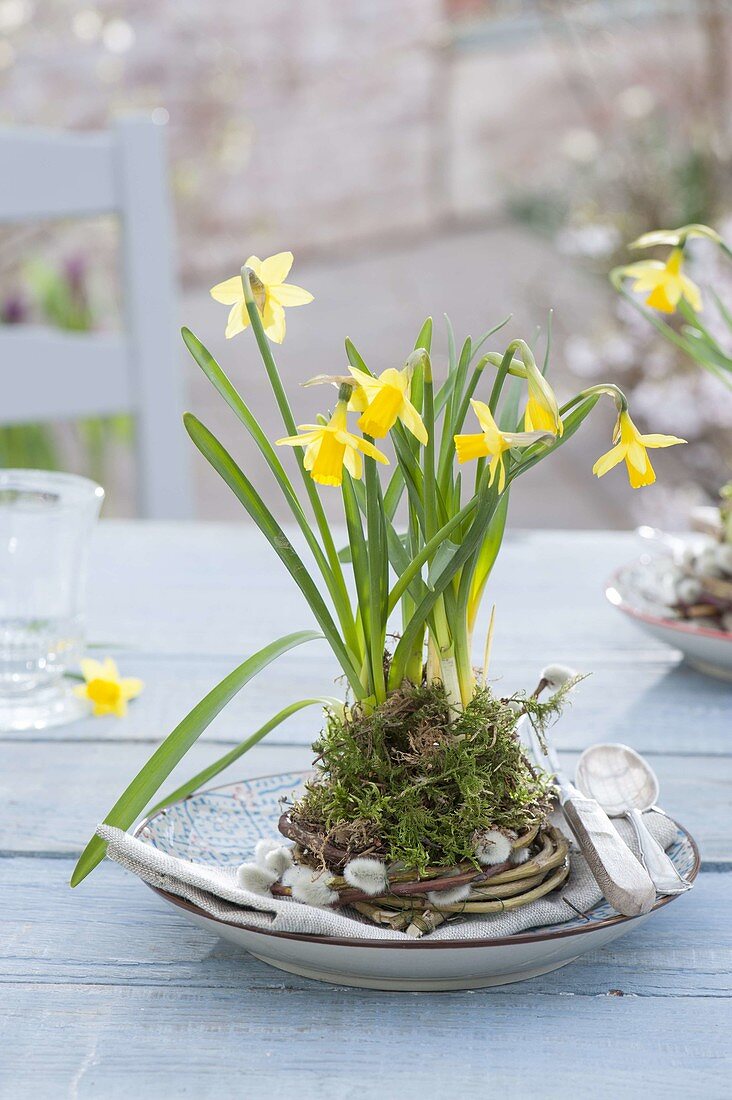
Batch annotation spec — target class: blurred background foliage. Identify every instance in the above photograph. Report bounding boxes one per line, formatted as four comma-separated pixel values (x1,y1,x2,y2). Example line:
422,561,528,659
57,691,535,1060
1,0,731,525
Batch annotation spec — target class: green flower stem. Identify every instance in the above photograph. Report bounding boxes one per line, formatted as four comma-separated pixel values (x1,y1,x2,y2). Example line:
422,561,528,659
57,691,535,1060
364,448,387,704
240,267,356,641
149,696,340,813
182,327,360,658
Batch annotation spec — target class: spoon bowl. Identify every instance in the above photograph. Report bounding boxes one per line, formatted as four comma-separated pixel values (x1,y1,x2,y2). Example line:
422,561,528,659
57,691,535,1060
576,742,692,896
576,742,659,817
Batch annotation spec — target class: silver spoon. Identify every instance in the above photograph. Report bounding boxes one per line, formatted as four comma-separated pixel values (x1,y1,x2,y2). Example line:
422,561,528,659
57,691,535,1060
575,743,692,895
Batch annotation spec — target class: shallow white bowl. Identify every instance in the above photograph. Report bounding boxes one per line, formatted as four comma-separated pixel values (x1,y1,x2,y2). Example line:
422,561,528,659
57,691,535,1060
135,774,699,991
607,556,732,680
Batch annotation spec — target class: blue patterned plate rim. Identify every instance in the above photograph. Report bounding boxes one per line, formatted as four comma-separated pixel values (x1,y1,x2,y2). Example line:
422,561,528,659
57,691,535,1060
135,772,701,950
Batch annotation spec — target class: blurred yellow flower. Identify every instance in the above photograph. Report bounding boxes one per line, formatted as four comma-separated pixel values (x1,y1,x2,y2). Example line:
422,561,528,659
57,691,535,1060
348,366,427,443
74,657,144,718
276,401,389,487
455,400,553,493
620,248,702,314
592,410,685,489
210,252,313,343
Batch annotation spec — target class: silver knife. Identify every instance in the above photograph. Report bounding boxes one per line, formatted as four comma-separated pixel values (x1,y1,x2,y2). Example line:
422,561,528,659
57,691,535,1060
525,722,657,918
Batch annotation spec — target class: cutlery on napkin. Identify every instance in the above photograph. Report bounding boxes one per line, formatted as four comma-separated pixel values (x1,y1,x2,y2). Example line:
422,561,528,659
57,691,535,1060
526,723,657,917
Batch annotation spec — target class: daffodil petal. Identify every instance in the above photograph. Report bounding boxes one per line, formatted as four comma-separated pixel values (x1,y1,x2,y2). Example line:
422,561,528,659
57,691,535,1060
101,657,119,679
210,275,244,305
259,251,294,285
262,299,286,343
592,442,626,478
349,435,389,464
226,302,250,339
626,440,649,475
73,684,89,700
680,275,703,312
347,368,382,400
398,398,428,445
275,431,321,447
342,445,362,480
638,433,686,448
348,386,368,413
244,255,263,277
80,658,104,682
630,271,666,292
269,282,314,307
120,677,144,700
623,260,665,279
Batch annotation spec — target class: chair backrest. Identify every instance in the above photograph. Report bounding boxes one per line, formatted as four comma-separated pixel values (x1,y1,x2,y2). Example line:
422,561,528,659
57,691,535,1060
0,116,192,518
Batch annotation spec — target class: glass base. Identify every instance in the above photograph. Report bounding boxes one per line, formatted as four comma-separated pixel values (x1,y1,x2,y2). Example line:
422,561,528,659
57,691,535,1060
0,681,90,732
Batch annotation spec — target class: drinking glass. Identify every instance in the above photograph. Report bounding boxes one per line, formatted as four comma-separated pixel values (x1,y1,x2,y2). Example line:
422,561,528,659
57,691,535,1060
0,469,104,730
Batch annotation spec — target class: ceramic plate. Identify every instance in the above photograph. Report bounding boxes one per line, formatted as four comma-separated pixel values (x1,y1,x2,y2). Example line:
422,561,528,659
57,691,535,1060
607,556,732,680
135,773,699,991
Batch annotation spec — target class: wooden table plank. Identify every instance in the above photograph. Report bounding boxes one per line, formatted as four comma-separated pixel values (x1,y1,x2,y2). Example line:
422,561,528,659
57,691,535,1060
3,521,729,1097
1,742,728,861
3,653,728,756
85,523,670,659
1,983,728,1099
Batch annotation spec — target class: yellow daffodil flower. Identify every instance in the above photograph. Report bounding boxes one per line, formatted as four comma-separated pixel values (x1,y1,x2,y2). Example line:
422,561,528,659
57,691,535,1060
455,399,554,493
620,248,702,314
524,368,563,437
276,401,389,487
592,410,685,489
73,657,144,718
348,366,427,443
210,252,313,343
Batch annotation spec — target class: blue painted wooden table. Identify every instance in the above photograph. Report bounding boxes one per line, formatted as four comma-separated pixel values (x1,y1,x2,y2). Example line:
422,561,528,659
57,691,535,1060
1,522,730,1098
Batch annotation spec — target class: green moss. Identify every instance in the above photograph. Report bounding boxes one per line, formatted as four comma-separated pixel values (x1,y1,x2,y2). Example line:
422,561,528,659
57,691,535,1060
291,682,555,875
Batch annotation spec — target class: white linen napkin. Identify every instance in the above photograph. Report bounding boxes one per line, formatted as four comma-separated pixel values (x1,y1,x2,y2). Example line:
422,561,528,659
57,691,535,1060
97,810,681,942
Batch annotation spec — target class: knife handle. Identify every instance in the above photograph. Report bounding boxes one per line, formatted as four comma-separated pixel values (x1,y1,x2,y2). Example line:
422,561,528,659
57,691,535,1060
561,790,657,917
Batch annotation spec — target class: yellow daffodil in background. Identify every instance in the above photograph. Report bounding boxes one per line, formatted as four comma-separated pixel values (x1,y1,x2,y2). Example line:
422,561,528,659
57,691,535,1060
619,247,702,314
348,366,428,443
455,399,554,493
276,400,389,487
524,367,563,436
73,658,144,718
592,410,685,489
210,252,313,343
